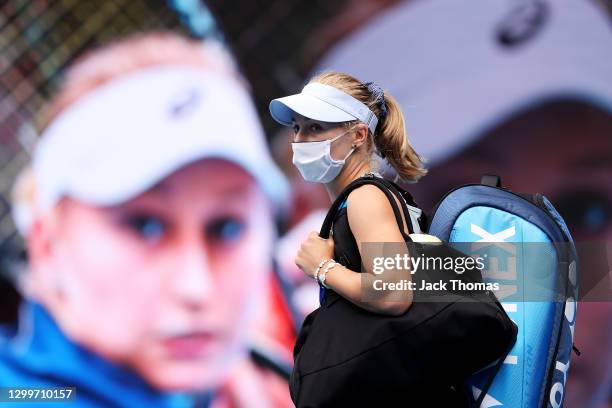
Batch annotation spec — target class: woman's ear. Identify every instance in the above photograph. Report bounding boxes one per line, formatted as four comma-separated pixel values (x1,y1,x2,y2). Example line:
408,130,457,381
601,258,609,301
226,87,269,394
26,211,62,283
27,217,54,272
353,123,369,147
22,218,49,298
26,211,73,306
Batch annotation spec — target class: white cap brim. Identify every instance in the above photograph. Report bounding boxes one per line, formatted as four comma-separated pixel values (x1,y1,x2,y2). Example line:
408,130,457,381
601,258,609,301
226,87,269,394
62,135,288,208
270,82,379,134
315,0,612,165
33,66,289,211
269,93,356,125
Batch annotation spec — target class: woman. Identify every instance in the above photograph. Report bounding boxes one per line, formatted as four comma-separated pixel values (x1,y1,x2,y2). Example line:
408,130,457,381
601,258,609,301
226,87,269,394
269,71,426,315
269,72,473,406
0,33,294,407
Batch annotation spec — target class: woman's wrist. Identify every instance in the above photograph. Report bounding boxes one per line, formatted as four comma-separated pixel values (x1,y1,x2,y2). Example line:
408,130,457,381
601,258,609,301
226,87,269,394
318,259,338,289
314,259,330,283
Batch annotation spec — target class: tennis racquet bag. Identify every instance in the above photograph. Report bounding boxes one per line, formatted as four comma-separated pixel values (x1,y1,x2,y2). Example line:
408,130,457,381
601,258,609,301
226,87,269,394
428,174,579,408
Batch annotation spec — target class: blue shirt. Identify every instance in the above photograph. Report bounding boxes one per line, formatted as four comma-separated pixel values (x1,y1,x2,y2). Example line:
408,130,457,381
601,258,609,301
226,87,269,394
0,302,213,407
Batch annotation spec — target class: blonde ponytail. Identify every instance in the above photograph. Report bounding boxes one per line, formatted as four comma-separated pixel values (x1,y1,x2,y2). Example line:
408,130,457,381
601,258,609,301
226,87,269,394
375,93,427,182
309,71,427,182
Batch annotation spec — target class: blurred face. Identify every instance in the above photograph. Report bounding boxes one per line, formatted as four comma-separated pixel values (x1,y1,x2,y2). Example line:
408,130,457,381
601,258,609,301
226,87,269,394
413,103,612,239
411,101,612,407
30,159,274,391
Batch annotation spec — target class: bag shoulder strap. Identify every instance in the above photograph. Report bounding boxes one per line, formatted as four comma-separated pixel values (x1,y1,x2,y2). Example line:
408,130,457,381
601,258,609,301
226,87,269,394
319,176,414,241
374,177,420,234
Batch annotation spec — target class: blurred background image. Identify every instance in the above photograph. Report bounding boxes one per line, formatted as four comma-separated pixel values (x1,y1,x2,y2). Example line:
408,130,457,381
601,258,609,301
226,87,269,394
1,0,611,407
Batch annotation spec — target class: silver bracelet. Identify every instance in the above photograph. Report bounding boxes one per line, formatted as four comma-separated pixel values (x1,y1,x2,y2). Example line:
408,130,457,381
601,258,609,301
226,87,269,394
319,260,337,289
314,259,329,283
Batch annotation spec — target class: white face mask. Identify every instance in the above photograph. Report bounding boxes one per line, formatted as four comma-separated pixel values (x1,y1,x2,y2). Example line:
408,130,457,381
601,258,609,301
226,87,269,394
291,128,355,183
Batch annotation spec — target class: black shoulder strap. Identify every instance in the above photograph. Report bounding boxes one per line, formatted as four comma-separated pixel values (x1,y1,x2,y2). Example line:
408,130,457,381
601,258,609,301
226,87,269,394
319,176,414,241
383,178,420,208
384,178,429,232
373,177,418,234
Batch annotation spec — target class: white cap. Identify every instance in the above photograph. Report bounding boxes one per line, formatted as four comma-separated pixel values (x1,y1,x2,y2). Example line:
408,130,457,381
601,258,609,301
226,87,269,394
269,82,379,134
31,66,289,215
316,0,612,165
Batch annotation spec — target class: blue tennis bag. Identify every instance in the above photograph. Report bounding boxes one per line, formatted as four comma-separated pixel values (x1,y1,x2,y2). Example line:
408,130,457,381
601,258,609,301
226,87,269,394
427,175,579,408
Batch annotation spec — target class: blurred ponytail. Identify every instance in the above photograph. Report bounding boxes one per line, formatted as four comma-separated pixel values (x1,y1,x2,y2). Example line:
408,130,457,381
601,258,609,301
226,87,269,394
310,71,427,182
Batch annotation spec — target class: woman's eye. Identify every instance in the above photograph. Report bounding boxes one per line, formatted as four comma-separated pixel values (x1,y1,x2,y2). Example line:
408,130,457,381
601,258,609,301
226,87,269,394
123,215,167,242
206,216,246,244
553,190,612,236
310,124,322,132
292,124,300,134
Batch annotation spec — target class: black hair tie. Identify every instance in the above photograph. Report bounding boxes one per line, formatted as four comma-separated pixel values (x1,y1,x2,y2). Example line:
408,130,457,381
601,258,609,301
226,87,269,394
364,81,388,120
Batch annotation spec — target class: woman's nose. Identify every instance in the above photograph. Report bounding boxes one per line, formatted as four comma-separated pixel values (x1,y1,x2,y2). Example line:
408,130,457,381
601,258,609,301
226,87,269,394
172,242,214,309
293,130,309,143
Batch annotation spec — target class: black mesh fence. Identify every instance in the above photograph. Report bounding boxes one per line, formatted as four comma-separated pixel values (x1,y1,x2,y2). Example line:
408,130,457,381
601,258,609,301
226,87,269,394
0,0,193,267
0,0,375,268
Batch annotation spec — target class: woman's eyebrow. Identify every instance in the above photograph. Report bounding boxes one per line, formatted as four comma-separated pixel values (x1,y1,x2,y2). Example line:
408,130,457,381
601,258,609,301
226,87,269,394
141,180,176,197
294,117,311,125
216,186,252,198
116,185,254,212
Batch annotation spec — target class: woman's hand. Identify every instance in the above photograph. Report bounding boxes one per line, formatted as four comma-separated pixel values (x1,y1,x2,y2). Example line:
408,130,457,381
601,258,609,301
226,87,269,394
295,231,335,279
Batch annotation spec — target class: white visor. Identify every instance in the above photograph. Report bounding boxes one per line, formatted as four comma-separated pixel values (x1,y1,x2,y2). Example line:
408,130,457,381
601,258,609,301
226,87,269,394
32,66,289,213
269,82,379,134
